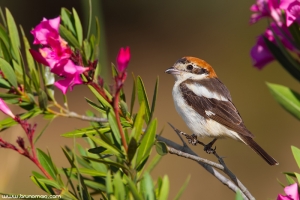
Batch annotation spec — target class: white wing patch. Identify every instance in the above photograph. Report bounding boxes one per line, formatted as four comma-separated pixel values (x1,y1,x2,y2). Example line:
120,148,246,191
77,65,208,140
186,83,228,101
205,110,215,116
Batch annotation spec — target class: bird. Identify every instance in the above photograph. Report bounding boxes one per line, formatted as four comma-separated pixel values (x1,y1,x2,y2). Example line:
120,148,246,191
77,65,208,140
165,56,278,165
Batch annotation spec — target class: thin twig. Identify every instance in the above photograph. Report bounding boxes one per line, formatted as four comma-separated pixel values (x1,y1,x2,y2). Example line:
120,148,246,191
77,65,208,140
156,123,255,200
67,111,107,123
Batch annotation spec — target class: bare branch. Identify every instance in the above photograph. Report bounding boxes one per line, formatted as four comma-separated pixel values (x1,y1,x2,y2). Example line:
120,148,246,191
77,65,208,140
156,123,255,200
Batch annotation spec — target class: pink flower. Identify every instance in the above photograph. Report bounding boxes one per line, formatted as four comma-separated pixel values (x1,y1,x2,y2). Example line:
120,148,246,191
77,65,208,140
251,35,275,69
280,0,300,27
0,99,15,118
53,60,88,94
250,0,281,24
31,17,60,45
116,47,130,73
277,183,299,200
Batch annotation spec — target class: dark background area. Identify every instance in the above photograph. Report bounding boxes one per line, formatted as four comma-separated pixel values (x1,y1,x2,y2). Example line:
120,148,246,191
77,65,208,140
0,0,299,199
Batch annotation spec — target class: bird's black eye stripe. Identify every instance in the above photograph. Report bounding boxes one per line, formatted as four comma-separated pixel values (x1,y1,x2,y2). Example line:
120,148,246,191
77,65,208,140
186,65,193,70
194,67,208,74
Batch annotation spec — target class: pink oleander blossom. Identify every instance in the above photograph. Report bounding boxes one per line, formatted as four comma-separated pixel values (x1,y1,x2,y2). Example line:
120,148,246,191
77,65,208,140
280,0,300,26
0,99,15,118
277,183,299,200
31,17,60,45
116,47,130,73
53,60,88,94
250,0,281,24
251,35,275,69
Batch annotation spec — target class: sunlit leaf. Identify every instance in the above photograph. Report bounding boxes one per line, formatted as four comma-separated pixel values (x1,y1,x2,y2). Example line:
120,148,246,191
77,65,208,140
142,172,155,200
159,175,169,200
72,8,83,45
123,175,143,200
133,101,145,140
37,149,57,180
61,126,110,138
0,58,17,88
113,172,125,200
235,190,243,200
292,146,300,169
60,8,76,35
6,8,20,63
267,83,300,120
136,76,151,123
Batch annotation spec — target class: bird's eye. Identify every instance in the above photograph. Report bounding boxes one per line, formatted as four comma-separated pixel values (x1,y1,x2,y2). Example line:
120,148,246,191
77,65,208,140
186,65,193,70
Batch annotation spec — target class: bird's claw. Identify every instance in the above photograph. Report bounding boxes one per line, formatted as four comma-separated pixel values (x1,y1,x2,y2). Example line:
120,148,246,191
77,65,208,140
204,145,216,154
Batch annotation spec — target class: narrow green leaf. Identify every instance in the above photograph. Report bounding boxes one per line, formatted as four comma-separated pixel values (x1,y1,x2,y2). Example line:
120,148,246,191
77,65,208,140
123,175,143,200
30,176,53,194
142,172,155,200
60,8,76,35
61,126,110,138
83,40,91,61
88,85,111,109
84,157,129,172
174,175,191,200
149,76,159,122
235,190,243,200
133,101,145,140
113,172,125,200
37,149,57,180
267,83,300,120
294,172,300,184
0,38,11,61
136,76,151,123
0,24,10,50
38,88,48,111
0,78,11,89
87,134,123,157
155,141,168,156
20,25,37,83
106,170,113,196
0,8,7,28
286,174,296,185
59,25,80,49
95,17,101,48
5,8,20,63
136,119,157,169
0,93,19,99
107,110,121,145
130,73,136,115
159,175,169,200
0,57,17,88
263,37,300,82
127,137,138,163
66,168,106,177
72,8,83,45
12,59,23,84
36,178,61,189
34,115,55,144
292,146,300,168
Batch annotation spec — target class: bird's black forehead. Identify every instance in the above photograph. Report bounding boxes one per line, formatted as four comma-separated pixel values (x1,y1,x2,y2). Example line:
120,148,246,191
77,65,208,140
176,57,189,64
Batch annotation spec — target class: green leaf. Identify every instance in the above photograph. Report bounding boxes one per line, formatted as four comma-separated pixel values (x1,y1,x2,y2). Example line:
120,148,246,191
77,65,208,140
87,134,123,157
34,115,55,144
61,8,76,36
292,146,300,168
267,83,300,120
123,175,143,200
66,168,106,177
84,157,129,172
133,101,145,140
72,8,83,45
142,172,155,200
0,78,11,89
130,73,136,115
295,172,300,184
30,176,54,194
263,37,300,82
136,119,157,170
83,40,91,61
136,76,151,123
5,8,20,63
127,137,138,164
59,25,80,49
150,76,159,122
61,126,110,138
174,175,191,200
38,88,48,111
155,141,168,156
37,149,57,180
235,190,243,200
106,170,113,196
0,57,17,88
0,24,10,51
12,59,23,84
84,180,106,191
0,38,11,62
107,110,121,145
113,172,126,200
36,178,61,189
286,174,296,185
159,175,169,200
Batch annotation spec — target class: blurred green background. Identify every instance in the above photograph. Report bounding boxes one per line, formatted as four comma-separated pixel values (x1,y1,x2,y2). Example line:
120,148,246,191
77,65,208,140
0,0,299,199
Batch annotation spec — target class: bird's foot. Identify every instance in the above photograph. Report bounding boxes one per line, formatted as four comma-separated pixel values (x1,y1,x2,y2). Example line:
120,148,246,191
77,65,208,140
204,139,217,154
185,134,198,146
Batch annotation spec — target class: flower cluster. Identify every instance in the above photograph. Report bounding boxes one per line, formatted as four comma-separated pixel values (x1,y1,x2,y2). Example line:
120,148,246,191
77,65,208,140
30,17,87,94
250,0,300,69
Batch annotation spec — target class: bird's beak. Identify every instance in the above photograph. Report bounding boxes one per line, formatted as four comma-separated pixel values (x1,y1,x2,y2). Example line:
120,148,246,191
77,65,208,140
165,67,180,75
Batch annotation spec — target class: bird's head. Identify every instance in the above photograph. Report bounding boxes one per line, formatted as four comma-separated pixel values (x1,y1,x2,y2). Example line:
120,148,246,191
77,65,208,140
165,57,217,81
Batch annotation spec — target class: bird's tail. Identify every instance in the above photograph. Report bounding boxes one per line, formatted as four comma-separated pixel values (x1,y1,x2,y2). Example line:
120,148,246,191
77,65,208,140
241,136,278,166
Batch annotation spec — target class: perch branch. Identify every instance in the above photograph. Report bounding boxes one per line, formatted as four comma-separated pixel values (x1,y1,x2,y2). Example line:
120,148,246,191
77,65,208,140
156,123,255,200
